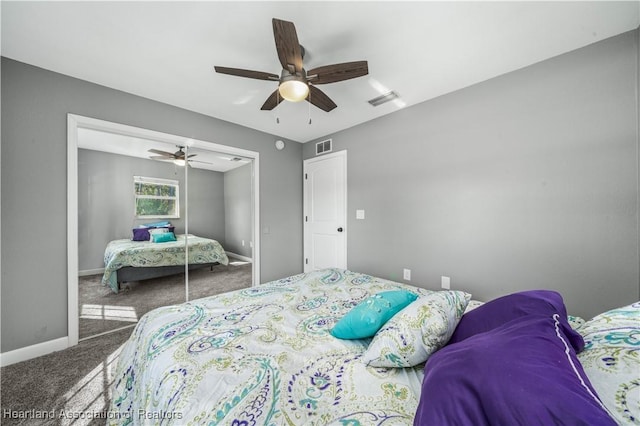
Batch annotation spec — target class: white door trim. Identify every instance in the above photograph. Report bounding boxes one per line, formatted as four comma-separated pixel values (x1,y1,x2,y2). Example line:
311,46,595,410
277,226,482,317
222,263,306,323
303,150,348,271
66,114,260,349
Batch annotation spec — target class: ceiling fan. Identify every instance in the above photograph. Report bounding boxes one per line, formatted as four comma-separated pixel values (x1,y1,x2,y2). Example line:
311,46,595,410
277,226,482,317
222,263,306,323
214,18,369,112
148,146,209,167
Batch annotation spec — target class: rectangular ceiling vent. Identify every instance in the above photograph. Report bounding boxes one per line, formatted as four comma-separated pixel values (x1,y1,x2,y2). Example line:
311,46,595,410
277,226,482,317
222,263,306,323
316,139,332,156
368,91,400,107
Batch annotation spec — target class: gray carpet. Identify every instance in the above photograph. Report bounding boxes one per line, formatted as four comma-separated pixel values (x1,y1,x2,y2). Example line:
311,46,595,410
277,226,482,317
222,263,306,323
1,259,252,425
80,259,252,339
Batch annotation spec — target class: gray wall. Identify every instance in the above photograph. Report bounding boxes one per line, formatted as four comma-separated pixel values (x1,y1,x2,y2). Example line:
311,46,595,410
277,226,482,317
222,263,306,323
184,165,226,245
78,148,225,271
224,164,253,258
304,29,640,320
1,57,303,353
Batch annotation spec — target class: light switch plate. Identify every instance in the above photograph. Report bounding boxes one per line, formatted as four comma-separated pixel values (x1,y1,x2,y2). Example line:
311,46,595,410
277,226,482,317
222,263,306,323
441,276,451,289
403,268,411,281
356,209,365,220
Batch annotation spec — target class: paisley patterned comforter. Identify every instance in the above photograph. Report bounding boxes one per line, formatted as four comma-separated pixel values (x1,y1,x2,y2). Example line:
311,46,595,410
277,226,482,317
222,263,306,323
577,301,640,425
109,269,431,425
102,235,229,293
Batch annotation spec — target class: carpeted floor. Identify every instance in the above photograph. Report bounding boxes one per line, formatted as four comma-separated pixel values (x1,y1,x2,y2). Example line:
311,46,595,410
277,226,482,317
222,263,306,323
80,259,252,339
1,259,252,426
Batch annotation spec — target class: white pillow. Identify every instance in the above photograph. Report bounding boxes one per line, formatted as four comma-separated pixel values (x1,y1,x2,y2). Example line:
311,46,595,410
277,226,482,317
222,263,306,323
148,228,169,235
361,290,471,368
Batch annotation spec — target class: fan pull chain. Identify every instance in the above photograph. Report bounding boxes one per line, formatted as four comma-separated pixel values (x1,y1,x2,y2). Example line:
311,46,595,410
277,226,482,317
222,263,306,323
308,90,312,125
276,90,280,124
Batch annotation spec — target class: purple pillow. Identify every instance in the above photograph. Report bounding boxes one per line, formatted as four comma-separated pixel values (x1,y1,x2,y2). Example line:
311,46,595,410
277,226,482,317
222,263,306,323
414,315,616,425
132,227,150,241
449,290,583,352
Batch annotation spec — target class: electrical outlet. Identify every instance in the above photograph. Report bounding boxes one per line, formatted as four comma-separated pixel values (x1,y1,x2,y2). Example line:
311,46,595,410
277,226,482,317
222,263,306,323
441,276,451,290
403,268,411,281
241,240,245,246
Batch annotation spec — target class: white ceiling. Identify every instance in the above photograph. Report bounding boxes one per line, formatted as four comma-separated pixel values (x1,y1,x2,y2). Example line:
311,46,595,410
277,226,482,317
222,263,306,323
78,128,251,172
2,2,639,143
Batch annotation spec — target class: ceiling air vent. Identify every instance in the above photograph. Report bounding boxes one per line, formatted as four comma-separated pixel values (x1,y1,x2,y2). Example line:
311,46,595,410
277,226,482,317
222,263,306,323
368,91,400,107
316,139,332,156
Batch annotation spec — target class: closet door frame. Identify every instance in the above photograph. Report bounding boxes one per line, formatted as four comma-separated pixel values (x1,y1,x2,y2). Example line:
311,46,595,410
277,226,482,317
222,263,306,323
67,114,260,347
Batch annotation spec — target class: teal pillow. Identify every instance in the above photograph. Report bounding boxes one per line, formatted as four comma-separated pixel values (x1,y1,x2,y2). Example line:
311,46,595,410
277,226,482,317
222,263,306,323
144,221,172,228
152,232,176,243
331,290,418,339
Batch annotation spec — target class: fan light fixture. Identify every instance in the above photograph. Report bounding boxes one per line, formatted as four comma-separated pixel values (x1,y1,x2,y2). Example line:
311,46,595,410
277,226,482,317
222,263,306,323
215,18,369,111
278,77,309,102
173,158,186,167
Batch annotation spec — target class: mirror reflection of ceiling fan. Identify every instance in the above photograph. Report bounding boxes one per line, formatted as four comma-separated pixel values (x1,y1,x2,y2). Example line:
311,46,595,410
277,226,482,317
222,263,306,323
148,146,212,167
215,18,369,112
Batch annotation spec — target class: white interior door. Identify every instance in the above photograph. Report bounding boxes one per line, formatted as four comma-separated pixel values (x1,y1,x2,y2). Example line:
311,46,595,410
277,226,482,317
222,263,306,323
304,151,347,272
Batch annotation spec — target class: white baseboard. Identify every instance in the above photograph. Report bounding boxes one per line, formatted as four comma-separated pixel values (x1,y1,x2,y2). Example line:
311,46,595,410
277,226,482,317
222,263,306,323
78,268,105,277
78,324,136,343
225,252,252,263
0,336,69,367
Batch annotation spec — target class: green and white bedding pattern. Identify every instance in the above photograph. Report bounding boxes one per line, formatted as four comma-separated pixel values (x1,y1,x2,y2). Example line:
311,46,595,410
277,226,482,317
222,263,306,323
109,269,431,425
102,235,228,293
577,302,640,425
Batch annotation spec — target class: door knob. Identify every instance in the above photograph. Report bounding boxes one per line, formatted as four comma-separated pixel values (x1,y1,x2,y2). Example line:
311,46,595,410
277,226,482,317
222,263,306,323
337,227,343,232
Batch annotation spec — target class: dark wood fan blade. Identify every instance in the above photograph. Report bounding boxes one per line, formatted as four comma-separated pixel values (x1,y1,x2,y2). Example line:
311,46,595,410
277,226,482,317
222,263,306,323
148,148,175,157
260,89,285,110
186,154,197,158
307,85,337,112
214,66,279,81
272,18,303,74
307,61,369,84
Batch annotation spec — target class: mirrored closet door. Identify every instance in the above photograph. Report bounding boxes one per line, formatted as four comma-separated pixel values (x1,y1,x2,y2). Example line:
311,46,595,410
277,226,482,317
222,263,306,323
77,130,188,340
184,146,254,303
74,121,257,342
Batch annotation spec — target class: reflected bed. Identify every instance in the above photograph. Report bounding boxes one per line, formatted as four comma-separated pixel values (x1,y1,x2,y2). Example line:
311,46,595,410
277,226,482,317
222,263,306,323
101,234,228,293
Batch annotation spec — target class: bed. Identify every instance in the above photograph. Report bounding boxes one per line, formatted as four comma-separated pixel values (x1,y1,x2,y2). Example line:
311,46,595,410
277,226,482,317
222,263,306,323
101,234,229,293
108,268,638,425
